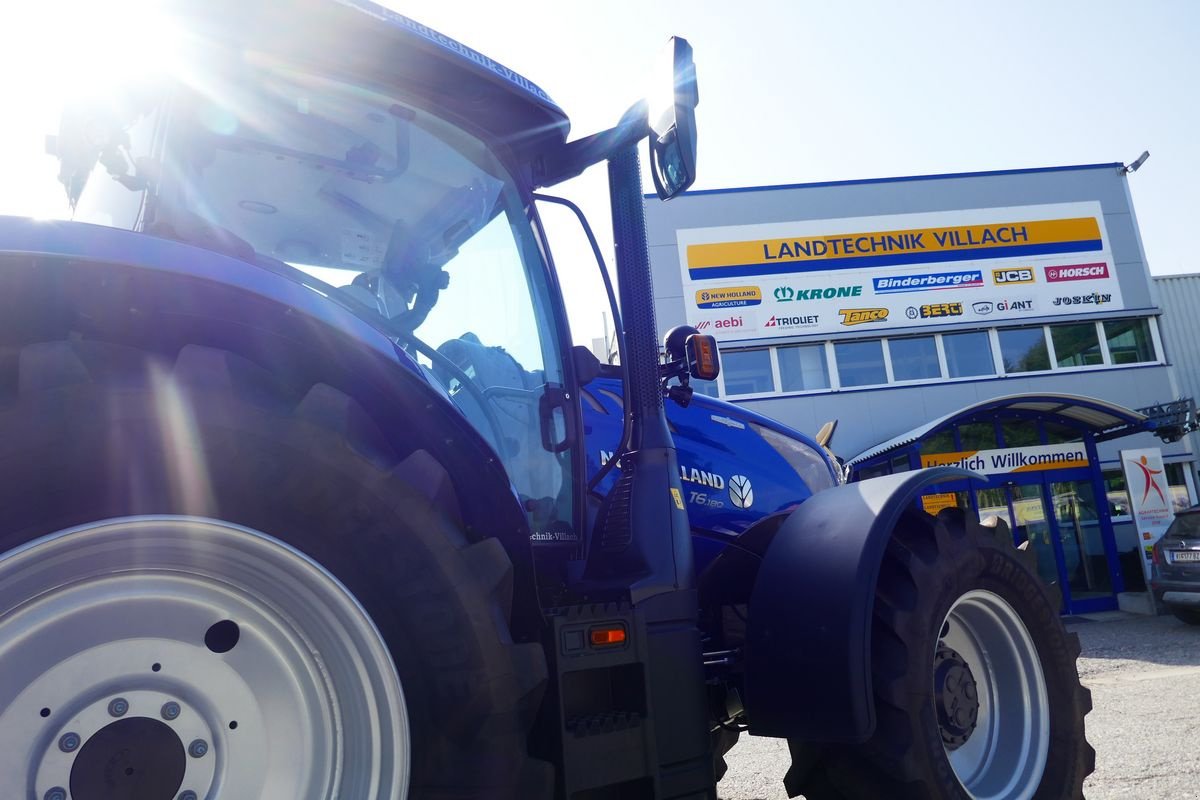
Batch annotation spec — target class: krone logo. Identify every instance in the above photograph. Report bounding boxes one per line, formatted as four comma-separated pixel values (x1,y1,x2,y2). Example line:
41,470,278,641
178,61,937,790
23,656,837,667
839,308,889,326
774,286,795,301
729,474,754,509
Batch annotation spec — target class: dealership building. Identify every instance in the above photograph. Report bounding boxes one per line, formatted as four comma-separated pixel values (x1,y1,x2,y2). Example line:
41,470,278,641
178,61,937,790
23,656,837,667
645,162,1194,614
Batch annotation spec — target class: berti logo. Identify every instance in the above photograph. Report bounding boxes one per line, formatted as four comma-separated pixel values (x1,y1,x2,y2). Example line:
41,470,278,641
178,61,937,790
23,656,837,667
993,268,1035,285
839,308,889,326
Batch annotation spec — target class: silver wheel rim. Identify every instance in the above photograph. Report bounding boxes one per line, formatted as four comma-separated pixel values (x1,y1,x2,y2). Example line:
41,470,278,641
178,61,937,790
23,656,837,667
937,589,1049,800
0,516,409,799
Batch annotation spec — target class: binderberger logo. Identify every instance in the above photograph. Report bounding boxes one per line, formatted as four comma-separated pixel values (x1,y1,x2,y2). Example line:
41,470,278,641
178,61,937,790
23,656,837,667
839,308,889,326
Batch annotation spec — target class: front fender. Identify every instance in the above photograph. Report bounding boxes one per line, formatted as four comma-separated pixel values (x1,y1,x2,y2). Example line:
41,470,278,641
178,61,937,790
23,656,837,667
744,467,976,742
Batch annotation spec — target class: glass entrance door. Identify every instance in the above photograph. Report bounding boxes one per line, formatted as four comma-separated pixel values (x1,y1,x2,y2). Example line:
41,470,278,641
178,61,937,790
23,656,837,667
1049,480,1113,604
973,475,1120,614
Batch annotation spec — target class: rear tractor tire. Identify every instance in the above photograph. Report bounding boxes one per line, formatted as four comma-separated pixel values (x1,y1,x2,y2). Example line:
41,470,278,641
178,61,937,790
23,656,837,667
784,508,1094,800
0,340,550,800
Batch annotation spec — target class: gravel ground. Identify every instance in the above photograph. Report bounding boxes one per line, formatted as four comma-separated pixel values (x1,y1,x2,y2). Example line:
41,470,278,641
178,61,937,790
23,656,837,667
717,612,1200,799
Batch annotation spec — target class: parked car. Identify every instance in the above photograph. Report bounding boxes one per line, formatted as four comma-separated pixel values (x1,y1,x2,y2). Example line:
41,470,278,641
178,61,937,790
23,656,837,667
1152,506,1200,624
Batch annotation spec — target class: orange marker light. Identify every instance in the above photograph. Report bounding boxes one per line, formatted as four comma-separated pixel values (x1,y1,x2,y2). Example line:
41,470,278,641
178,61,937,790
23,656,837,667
687,334,720,381
589,626,627,646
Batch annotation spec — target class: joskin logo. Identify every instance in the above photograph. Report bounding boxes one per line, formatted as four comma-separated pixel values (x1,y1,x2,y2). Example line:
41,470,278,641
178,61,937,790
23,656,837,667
765,314,820,329
1045,263,1109,282
873,270,983,294
906,302,963,320
839,308,889,326
1052,293,1112,307
992,267,1035,285
696,286,762,309
772,285,862,302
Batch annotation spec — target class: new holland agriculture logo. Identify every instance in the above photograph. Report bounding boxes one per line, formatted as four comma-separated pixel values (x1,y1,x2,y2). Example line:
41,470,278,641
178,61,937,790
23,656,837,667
839,308,889,326
695,286,762,309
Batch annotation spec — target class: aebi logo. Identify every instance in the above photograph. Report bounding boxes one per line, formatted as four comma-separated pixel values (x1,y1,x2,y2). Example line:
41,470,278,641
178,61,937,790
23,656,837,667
696,316,744,331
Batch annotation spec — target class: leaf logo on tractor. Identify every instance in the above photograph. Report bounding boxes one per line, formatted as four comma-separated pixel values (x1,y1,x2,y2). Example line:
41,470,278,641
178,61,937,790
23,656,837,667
729,474,754,509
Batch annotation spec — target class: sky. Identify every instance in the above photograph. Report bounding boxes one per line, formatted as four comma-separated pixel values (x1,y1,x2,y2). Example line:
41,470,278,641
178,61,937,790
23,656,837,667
1,0,1197,348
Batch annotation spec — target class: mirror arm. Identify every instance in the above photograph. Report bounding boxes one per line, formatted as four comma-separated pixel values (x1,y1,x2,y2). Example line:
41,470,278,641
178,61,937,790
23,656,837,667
534,100,648,188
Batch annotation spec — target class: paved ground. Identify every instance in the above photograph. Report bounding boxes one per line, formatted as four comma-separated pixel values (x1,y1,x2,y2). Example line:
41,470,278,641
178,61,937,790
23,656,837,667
717,612,1200,799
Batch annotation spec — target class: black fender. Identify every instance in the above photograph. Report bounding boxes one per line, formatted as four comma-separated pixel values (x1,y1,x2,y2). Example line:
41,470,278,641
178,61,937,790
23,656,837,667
744,467,976,742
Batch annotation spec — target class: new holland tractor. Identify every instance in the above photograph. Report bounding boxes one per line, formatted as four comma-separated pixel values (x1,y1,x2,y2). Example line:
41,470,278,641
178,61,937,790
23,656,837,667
0,2,1092,798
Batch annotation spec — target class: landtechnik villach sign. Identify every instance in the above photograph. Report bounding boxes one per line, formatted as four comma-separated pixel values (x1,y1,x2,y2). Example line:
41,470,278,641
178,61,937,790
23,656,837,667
676,202,1123,342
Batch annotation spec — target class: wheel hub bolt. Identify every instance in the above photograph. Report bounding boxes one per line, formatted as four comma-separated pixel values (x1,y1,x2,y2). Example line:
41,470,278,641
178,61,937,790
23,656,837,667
178,792,198,800
107,697,129,717
161,701,181,721
188,738,209,758
57,732,81,753
44,788,67,800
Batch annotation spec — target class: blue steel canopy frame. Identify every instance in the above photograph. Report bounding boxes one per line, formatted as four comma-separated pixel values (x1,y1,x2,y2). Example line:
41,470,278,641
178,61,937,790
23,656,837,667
847,394,1156,614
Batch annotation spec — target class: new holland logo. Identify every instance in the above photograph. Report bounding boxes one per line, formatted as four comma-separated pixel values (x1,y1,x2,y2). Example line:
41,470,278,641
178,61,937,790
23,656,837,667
992,268,1035,285
839,308,889,326
729,474,754,509
695,286,762,309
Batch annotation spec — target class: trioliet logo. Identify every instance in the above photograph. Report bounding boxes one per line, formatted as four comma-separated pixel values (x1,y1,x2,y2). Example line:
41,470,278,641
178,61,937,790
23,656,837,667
765,314,820,329
992,268,1035,285
839,308,889,326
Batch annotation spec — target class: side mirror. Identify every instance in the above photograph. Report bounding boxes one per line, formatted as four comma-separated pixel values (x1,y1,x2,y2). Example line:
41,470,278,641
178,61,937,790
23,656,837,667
647,37,698,200
664,325,720,382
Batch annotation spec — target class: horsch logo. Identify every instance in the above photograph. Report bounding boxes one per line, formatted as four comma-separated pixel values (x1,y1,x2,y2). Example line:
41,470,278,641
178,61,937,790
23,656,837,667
1045,263,1109,282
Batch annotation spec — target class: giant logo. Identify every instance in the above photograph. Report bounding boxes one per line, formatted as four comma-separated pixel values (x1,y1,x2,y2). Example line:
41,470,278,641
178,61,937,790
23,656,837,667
839,308,889,326
992,268,1035,285
696,286,762,308
873,270,984,294
1045,263,1109,282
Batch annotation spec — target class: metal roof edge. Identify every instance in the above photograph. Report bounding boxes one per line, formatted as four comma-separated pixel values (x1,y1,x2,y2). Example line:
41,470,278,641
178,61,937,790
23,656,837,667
646,162,1125,201
845,392,1148,467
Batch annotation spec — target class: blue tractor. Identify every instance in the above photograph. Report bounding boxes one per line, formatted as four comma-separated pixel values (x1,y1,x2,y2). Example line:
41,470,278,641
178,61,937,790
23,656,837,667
0,2,1092,798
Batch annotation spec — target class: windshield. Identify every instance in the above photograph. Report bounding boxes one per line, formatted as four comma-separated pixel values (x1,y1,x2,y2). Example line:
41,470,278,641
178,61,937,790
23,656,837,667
63,55,576,543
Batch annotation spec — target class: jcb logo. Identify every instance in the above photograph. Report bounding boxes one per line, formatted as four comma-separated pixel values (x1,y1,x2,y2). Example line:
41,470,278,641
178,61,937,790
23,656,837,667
993,268,1035,285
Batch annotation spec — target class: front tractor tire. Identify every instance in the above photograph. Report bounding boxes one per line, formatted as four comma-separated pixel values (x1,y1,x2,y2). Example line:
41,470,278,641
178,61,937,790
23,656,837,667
784,508,1094,800
0,340,549,800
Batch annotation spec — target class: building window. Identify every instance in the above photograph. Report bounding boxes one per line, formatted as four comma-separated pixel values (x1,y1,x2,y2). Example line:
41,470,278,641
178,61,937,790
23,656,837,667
777,344,830,392
1051,323,1103,367
834,339,887,387
889,336,940,381
1165,463,1193,512
1103,468,1131,517
1001,420,1040,448
1043,421,1082,444
1104,318,1155,364
958,421,997,451
692,379,719,398
998,327,1051,373
943,331,994,378
921,428,957,456
722,349,774,395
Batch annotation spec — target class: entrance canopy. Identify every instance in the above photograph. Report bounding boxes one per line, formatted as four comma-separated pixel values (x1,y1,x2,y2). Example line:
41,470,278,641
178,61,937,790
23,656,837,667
847,393,1152,468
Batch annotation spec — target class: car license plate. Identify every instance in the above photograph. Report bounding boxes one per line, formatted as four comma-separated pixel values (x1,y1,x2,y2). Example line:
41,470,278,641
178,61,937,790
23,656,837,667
1171,550,1200,563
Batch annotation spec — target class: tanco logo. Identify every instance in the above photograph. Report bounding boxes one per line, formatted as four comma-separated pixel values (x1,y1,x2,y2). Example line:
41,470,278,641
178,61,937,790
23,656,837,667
839,308,889,326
